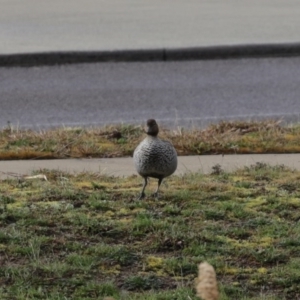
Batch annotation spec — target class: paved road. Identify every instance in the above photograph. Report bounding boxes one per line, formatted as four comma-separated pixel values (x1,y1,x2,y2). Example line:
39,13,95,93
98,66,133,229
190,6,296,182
1,0,300,54
1,154,300,180
1,57,300,129
1,1,300,129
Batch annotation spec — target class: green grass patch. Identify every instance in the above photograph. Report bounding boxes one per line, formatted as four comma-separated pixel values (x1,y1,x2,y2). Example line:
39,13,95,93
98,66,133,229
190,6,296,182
1,164,300,299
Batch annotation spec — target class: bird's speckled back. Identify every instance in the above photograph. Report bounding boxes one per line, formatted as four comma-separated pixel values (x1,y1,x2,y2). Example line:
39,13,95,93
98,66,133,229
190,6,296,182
133,135,177,178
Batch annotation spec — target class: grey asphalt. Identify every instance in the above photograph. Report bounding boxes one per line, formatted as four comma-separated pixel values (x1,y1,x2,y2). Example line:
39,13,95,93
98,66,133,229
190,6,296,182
1,0,300,64
1,154,300,180
1,58,300,129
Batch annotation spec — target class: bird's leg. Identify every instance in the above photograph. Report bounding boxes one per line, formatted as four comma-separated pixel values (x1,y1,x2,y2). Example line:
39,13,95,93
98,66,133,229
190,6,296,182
138,177,148,200
152,178,163,198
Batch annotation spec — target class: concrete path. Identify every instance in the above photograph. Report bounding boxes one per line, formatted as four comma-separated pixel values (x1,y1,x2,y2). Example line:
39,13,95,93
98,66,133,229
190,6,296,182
1,0,300,60
1,154,300,180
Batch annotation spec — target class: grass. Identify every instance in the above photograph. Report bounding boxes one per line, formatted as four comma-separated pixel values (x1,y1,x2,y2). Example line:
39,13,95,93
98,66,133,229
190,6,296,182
1,163,300,299
1,120,300,159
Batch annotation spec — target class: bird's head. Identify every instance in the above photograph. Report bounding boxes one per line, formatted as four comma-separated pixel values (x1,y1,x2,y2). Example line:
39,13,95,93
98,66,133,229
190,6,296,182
146,119,159,136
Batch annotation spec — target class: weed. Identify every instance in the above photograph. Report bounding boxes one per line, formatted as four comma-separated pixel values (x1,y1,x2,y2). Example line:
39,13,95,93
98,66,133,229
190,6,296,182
123,274,163,291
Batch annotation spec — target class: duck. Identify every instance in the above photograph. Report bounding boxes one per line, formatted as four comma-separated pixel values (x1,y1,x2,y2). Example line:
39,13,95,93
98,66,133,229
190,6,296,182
133,119,177,199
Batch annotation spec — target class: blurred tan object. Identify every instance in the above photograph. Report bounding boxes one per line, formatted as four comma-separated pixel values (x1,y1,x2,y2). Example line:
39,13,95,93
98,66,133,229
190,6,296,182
23,174,48,181
1,171,47,181
196,262,219,300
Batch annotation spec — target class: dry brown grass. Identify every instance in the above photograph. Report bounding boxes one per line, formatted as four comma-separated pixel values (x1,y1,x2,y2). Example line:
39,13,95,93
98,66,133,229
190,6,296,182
1,120,300,160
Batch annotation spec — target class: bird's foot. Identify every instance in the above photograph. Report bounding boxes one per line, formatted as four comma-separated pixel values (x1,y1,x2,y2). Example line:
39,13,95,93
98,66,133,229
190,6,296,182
137,192,145,200
152,192,159,199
